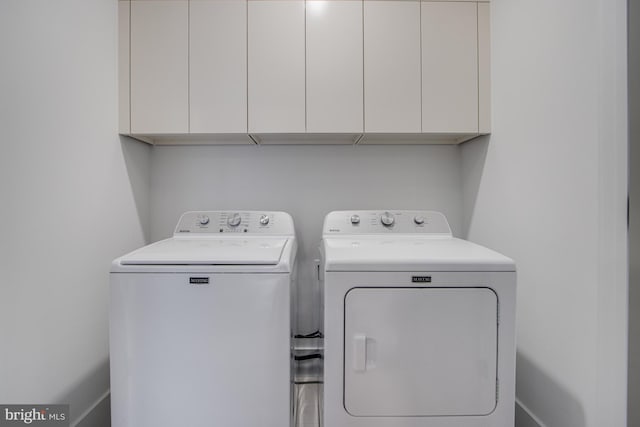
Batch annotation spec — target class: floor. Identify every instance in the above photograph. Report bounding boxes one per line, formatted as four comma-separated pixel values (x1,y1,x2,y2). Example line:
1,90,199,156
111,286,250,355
294,383,323,427
293,337,323,427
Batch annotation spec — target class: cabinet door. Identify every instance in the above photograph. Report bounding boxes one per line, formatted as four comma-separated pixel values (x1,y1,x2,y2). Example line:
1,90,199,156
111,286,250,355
364,0,421,133
119,0,130,134
478,2,491,134
422,1,478,133
248,0,305,133
306,1,363,133
190,0,247,134
130,0,189,134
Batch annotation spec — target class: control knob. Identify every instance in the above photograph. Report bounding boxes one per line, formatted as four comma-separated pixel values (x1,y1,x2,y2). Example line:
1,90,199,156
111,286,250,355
350,215,360,225
198,215,210,225
227,213,242,227
259,214,270,225
414,216,425,225
380,212,395,227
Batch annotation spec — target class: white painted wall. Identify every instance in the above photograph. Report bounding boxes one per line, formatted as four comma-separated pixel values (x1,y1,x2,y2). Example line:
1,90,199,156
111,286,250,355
628,0,640,424
0,1,150,425
149,144,462,332
462,0,628,426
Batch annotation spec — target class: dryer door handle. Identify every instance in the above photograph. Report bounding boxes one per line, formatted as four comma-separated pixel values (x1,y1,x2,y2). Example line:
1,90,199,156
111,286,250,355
353,334,367,372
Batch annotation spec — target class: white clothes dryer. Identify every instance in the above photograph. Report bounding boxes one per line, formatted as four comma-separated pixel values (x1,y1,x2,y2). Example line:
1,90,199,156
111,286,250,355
110,211,297,427
321,210,516,427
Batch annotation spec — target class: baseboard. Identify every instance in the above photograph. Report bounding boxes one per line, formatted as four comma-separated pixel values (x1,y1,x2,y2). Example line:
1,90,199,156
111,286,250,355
66,390,542,427
515,398,546,427
72,390,110,427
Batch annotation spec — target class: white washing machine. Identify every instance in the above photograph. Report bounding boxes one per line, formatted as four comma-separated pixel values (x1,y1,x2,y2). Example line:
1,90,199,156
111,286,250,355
110,211,296,427
321,210,516,427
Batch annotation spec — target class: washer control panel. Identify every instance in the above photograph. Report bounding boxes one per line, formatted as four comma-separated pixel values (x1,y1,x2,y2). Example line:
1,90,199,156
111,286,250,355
323,210,452,235
174,211,294,235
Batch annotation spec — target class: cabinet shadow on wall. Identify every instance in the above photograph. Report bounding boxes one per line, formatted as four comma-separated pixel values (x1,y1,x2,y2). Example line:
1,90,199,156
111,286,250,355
461,134,489,238
120,135,152,244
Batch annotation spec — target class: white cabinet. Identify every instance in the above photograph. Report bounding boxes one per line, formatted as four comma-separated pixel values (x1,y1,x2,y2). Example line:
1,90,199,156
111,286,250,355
363,0,422,133
190,0,247,134
130,0,189,134
121,0,491,144
248,0,306,134
362,0,491,143
121,0,153,142
119,0,131,135
422,1,478,134
478,2,491,134
306,0,363,134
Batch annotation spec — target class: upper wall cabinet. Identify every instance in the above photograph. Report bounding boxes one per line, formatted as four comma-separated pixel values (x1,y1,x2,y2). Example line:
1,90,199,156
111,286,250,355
120,0,491,145
306,1,363,134
123,0,251,144
363,0,422,134
130,0,189,135
248,0,306,134
249,0,362,143
478,2,491,134
190,0,247,134
422,1,478,134
361,0,490,144
119,0,130,135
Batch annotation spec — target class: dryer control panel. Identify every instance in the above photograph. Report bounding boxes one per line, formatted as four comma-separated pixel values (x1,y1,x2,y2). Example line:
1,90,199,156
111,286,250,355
323,210,452,236
174,211,295,235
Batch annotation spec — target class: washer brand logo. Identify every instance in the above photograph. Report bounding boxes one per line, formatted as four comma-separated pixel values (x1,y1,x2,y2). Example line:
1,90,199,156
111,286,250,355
411,276,432,283
1,405,68,426
189,277,209,285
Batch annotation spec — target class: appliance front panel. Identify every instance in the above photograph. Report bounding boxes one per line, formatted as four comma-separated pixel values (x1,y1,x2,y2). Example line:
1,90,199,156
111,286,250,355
344,287,498,417
110,273,291,427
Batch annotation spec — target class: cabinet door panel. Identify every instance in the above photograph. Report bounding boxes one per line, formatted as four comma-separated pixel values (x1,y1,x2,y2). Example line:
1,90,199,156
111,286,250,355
190,0,247,134
248,0,306,133
130,0,189,134
422,1,478,133
306,1,363,133
119,0,130,134
478,2,491,134
364,0,421,133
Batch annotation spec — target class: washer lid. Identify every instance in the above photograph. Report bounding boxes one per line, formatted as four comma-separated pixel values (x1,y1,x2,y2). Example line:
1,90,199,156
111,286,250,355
119,237,289,266
323,236,515,272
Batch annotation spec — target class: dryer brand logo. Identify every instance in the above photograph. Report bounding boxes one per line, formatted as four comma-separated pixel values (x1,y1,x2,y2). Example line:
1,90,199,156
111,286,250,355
1,405,68,426
189,277,209,285
411,276,432,283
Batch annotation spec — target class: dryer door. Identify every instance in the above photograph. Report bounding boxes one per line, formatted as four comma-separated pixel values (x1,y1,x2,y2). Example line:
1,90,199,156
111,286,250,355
344,287,498,417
